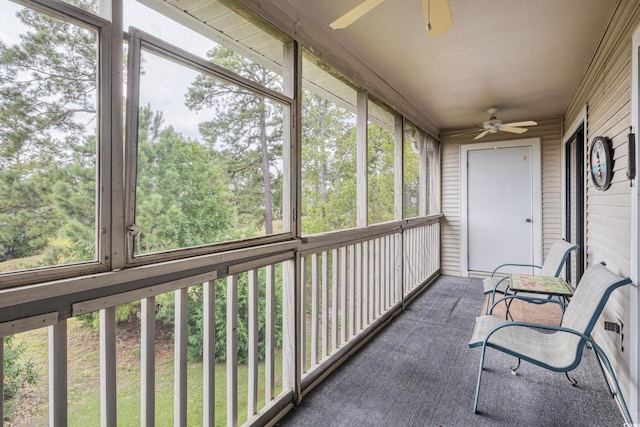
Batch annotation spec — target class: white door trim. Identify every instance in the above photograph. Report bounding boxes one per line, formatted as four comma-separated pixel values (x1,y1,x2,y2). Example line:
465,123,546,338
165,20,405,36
629,22,640,424
460,138,542,277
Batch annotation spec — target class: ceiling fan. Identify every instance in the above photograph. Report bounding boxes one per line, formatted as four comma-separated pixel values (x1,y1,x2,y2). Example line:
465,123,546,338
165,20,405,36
455,107,538,140
330,0,453,36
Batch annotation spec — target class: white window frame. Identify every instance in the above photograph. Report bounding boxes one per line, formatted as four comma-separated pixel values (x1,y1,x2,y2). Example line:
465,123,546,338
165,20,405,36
124,28,295,265
0,0,112,289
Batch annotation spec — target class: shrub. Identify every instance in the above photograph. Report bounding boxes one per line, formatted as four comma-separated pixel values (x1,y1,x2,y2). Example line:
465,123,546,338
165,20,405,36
3,336,39,401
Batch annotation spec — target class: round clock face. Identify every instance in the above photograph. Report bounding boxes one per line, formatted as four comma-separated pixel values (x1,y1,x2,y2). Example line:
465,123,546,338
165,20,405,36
590,136,612,190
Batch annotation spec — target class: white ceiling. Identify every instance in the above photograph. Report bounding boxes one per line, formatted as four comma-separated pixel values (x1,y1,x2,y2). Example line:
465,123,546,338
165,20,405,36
284,0,617,130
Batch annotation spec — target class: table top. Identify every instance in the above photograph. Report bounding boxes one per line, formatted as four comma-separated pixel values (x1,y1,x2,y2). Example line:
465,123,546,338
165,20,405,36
509,274,574,296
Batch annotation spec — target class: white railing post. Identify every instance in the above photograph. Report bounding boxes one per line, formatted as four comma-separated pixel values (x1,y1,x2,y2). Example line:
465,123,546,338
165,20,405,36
386,235,391,308
175,288,188,427
321,251,329,358
396,231,403,305
299,256,307,375
311,254,319,366
331,249,338,352
339,247,347,346
348,245,356,339
373,239,378,319
227,276,238,427
248,269,259,418
368,240,374,322
265,265,275,401
0,338,3,423
282,257,298,398
100,308,116,427
355,243,365,334
203,281,215,427
50,320,68,427
141,297,155,427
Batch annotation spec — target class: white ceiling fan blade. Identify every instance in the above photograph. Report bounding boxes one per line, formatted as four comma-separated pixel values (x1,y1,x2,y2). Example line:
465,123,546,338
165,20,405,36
422,0,453,36
330,0,385,29
474,130,490,140
450,128,483,138
503,120,537,127
501,127,529,134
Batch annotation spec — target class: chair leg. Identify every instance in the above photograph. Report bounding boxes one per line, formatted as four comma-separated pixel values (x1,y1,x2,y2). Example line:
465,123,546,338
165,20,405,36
588,344,613,397
591,341,633,424
510,358,521,375
505,298,514,321
473,346,488,413
565,372,577,386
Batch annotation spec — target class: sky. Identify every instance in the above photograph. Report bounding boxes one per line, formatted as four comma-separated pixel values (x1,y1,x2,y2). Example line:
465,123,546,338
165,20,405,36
124,0,219,140
0,0,223,141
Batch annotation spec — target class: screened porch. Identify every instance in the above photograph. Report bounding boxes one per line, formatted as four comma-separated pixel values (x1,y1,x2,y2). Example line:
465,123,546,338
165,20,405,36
0,0,638,425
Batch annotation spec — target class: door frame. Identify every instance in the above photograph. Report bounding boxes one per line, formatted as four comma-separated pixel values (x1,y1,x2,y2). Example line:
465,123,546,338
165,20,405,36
460,138,542,277
561,109,587,284
629,22,640,423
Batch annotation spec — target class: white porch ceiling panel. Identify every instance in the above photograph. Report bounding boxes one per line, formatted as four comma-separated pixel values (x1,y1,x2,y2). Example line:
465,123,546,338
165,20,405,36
149,0,617,131
283,0,616,130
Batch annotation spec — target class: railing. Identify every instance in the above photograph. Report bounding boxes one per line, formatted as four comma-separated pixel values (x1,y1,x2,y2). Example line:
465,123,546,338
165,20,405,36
404,217,441,298
299,216,441,389
0,215,441,426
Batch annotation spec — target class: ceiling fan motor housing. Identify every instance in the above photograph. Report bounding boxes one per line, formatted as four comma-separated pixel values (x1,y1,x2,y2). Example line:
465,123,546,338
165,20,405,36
483,118,503,131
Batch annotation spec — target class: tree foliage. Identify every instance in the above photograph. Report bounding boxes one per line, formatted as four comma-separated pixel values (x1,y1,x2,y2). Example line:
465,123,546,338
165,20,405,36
155,267,283,363
0,2,98,264
134,105,233,254
367,123,395,224
3,336,38,401
300,91,357,234
186,46,283,236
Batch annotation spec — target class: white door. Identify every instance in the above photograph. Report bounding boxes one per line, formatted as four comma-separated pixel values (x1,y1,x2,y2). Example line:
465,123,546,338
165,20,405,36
462,139,542,275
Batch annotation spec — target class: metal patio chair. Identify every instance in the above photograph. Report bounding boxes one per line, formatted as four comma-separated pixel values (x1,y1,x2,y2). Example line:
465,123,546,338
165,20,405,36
469,262,632,423
483,239,579,313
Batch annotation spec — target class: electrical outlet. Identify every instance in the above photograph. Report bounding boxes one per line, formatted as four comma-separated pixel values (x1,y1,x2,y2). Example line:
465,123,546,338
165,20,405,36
604,321,620,333
604,319,624,351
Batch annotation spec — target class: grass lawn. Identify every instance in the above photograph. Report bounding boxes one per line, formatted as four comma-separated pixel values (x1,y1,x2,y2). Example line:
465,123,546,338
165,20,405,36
8,318,283,426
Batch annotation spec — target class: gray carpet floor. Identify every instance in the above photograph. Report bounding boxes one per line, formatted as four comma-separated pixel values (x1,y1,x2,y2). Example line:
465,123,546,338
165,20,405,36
277,275,625,426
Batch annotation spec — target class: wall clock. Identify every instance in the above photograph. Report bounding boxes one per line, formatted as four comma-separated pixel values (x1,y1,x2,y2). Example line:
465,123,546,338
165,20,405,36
589,136,613,190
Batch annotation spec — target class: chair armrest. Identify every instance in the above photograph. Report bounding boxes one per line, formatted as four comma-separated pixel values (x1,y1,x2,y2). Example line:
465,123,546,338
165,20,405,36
489,294,567,315
491,263,542,277
482,321,591,347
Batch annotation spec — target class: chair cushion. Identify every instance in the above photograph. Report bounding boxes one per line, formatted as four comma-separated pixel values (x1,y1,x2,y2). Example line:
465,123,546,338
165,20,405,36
468,315,582,370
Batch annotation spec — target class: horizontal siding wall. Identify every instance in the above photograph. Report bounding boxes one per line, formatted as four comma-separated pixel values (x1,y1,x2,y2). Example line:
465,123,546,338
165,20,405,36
440,117,563,276
440,138,461,276
563,0,640,410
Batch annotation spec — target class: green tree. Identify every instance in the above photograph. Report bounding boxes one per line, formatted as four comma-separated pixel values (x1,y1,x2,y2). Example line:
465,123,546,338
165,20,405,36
300,91,357,234
403,133,421,218
186,47,283,236
3,335,38,401
155,267,283,364
134,105,233,254
0,0,98,265
368,123,395,224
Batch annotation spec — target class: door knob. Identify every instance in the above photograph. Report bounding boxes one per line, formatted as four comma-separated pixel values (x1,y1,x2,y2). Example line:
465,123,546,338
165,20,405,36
525,218,532,223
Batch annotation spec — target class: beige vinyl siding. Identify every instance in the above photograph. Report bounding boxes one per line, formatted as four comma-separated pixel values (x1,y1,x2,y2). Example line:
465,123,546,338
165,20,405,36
563,0,640,408
440,117,563,277
440,140,461,275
